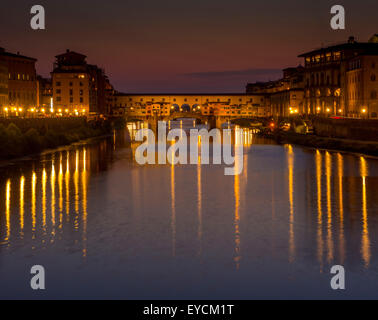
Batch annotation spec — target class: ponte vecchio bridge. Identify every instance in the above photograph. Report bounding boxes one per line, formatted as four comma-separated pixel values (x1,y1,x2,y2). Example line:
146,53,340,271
113,93,270,127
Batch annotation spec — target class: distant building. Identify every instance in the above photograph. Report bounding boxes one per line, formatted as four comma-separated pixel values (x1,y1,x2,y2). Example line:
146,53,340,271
299,35,378,118
36,76,52,110
246,66,305,117
51,50,109,117
114,93,269,118
0,47,37,115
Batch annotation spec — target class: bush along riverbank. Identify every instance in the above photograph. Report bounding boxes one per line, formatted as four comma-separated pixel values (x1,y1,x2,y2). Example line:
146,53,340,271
270,131,378,157
0,117,126,160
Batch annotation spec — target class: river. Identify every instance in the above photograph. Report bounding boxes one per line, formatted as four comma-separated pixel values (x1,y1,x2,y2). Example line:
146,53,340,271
0,120,377,299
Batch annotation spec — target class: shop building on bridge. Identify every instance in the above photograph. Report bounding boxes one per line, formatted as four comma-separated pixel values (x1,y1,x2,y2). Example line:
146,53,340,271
113,93,269,119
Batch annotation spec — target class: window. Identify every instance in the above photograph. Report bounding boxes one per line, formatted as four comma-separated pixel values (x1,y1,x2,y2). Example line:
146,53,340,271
80,82,83,86
371,74,376,82
69,82,73,86
80,90,83,96
70,97,73,103
56,97,61,102
371,91,377,99
56,82,61,86
69,89,73,95
56,89,61,94
80,97,83,103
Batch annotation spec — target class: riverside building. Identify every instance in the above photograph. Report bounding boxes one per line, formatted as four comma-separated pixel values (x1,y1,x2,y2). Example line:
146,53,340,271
51,50,109,117
0,47,37,116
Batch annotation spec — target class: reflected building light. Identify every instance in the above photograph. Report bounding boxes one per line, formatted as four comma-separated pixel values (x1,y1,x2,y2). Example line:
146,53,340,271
20,176,25,237
42,168,47,234
31,172,37,237
59,154,64,228
234,142,241,270
325,152,334,263
51,160,56,233
337,154,345,264
197,154,202,256
360,157,370,268
83,148,87,172
82,154,88,258
171,150,176,257
65,151,70,221
287,145,295,263
5,179,11,244
74,150,80,229
315,150,324,270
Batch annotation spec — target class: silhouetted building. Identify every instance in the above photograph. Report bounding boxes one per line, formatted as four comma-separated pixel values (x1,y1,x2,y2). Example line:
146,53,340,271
36,76,52,110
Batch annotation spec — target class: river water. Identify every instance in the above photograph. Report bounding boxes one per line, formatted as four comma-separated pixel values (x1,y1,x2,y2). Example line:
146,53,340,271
0,120,378,299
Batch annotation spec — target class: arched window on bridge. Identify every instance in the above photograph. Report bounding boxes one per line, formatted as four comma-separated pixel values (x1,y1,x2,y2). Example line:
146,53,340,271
181,104,191,112
192,104,201,113
171,104,180,112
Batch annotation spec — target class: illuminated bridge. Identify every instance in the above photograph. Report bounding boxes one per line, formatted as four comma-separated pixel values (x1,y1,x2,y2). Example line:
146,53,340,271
113,93,270,127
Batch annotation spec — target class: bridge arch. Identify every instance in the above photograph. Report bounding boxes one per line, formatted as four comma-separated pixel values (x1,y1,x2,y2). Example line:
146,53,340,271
181,104,191,112
171,104,180,112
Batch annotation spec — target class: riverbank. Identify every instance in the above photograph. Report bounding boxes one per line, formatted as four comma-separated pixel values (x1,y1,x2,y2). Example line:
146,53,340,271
267,131,378,157
0,117,125,160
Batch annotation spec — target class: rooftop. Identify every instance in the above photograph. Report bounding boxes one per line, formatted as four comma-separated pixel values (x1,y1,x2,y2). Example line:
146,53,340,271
298,36,378,57
0,48,37,61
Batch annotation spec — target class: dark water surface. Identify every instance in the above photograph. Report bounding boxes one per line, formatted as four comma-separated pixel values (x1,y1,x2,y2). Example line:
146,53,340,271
0,122,378,299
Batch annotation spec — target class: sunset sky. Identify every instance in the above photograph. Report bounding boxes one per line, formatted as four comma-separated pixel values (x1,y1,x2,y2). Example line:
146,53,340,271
0,0,377,92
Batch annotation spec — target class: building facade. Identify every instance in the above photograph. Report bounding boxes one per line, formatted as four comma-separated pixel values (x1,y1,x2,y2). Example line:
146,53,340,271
0,48,37,116
0,48,8,111
299,35,378,118
36,76,53,113
51,50,109,116
247,66,305,117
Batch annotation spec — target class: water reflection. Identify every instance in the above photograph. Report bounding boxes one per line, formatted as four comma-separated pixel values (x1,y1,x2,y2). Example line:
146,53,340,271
315,150,324,271
0,122,378,298
286,144,295,263
337,153,345,264
325,152,334,263
360,157,370,268
0,143,98,256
